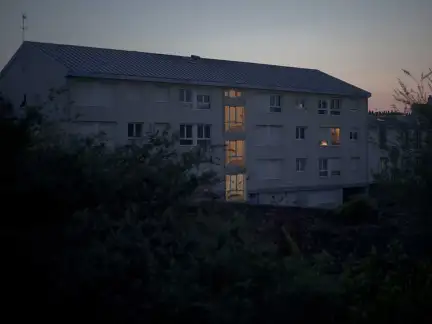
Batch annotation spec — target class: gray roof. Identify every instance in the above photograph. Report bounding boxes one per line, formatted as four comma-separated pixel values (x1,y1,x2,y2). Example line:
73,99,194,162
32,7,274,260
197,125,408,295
23,41,371,97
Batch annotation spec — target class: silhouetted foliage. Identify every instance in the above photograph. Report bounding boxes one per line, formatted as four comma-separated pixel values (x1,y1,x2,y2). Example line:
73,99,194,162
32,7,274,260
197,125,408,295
2,86,432,323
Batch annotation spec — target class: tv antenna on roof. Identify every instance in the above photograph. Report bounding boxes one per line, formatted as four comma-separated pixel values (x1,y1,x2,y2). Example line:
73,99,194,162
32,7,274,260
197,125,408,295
21,13,28,43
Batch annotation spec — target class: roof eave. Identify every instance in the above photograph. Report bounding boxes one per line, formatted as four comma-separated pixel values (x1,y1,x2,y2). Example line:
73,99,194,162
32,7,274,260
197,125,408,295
66,72,371,98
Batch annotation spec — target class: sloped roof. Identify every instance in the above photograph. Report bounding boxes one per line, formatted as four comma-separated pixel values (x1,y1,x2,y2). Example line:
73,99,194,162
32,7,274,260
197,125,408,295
22,41,371,97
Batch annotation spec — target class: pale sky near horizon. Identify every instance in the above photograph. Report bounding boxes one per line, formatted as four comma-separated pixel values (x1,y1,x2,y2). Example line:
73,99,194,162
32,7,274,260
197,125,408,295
0,0,431,110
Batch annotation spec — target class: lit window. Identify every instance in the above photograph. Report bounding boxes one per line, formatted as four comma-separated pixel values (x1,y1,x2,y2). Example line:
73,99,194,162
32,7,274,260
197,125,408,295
179,89,192,103
296,158,306,172
225,174,245,201
319,158,328,177
225,140,245,166
179,124,193,145
319,140,328,147
128,122,143,138
296,127,306,139
225,89,242,98
225,106,245,131
331,128,341,145
270,95,282,112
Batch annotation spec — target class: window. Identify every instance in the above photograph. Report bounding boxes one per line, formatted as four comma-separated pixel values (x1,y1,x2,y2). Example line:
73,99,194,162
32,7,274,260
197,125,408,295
319,158,328,177
128,122,143,138
197,94,210,109
351,157,360,171
330,99,341,115
179,124,193,145
296,127,306,140
296,158,306,172
259,159,283,180
330,158,341,176
255,125,283,146
225,174,245,201
197,124,211,149
296,98,306,109
179,89,192,103
224,106,245,131
331,128,341,145
350,130,358,141
224,89,242,98
380,157,389,172
180,124,211,146
319,127,341,146
226,140,245,166
270,95,282,112
318,100,328,114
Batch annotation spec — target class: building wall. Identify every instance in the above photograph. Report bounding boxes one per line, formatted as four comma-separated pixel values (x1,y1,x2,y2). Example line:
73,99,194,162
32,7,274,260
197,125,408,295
0,43,69,119
68,79,368,208
0,45,370,208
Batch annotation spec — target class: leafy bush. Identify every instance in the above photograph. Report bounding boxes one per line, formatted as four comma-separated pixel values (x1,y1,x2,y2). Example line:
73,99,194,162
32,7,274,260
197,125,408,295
335,196,378,224
3,98,432,322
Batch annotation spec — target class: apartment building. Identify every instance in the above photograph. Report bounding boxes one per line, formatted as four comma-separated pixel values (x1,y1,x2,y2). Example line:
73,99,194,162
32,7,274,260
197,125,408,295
0,41,371,208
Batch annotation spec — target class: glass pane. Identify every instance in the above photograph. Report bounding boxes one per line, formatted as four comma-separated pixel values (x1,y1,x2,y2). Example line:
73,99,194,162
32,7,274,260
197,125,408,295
197,125,203,138
128,123,134,137
186,125,192,138
205,125,211,138
230,106,236,122
236,107,244,123
180,124,185,138
135,123,142,137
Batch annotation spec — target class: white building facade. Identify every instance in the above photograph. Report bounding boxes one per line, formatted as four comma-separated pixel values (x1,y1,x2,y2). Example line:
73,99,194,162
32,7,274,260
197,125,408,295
0,41,371,208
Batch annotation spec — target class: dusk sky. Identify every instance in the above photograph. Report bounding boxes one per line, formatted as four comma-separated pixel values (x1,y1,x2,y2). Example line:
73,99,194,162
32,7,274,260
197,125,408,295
0,0,431,110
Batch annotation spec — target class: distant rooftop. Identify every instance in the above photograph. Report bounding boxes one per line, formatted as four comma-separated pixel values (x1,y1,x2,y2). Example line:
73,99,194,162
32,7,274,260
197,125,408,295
15,41,371,98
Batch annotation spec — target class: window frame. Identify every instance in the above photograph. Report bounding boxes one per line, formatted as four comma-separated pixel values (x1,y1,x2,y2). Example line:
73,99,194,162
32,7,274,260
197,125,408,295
196,94,211,109
330,98,341,115
224,89,242,98
225,140,245,166
296,126,306,140
349,130,359,141
296,158,306,172
225,174,246,200
319,158,329,177
179,124,194,145
224,105,245,131
179,88,192,103
197,124,212,149
318,100,328,115
128,122,143,138
296,98,306,109
269,94,282,113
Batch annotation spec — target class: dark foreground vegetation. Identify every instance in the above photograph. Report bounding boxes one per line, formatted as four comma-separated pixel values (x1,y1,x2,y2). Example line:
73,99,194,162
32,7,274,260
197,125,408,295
2,71,432,323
